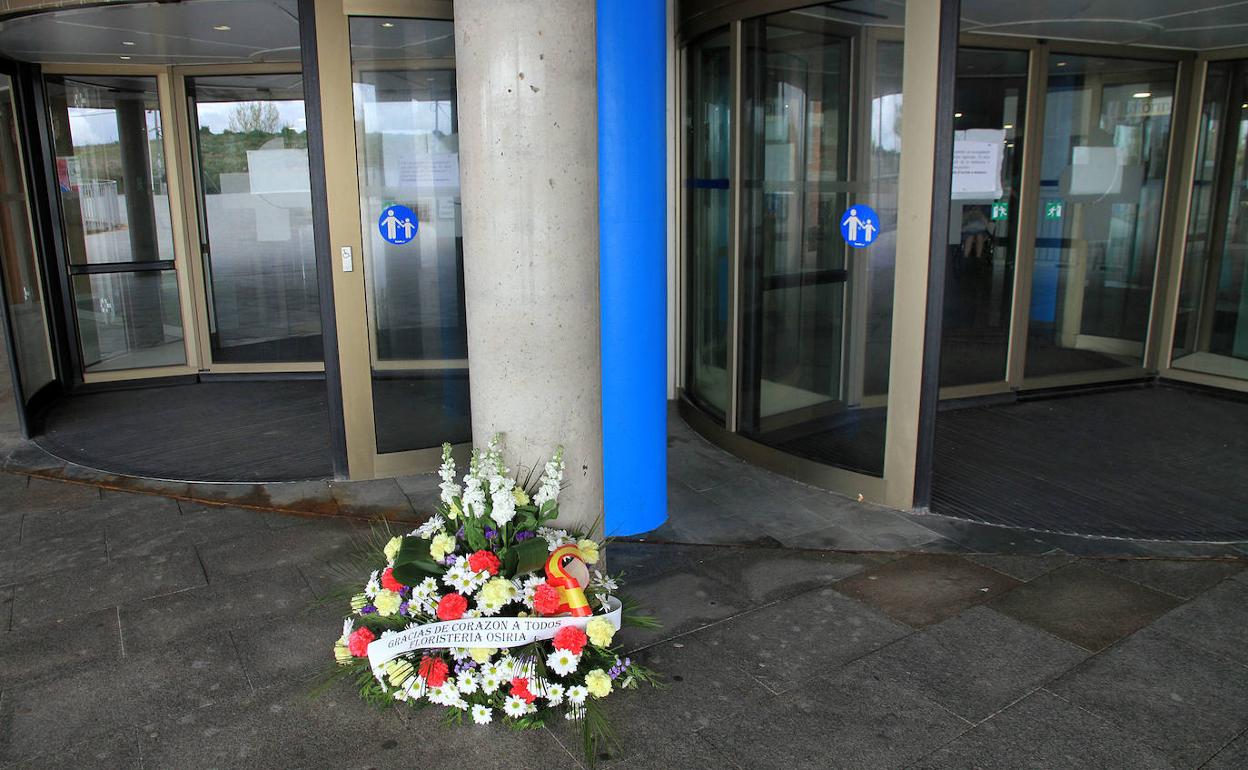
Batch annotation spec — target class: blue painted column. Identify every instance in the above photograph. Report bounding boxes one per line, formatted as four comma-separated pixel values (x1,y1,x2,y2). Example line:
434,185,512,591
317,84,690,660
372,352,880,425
598,0,668,536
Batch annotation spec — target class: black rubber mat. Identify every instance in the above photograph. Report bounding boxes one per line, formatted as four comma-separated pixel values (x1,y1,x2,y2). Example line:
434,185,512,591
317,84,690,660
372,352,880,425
932,385,1248,540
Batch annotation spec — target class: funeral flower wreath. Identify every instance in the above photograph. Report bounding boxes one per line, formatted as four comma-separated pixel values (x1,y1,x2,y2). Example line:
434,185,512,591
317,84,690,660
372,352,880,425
327,436,659,763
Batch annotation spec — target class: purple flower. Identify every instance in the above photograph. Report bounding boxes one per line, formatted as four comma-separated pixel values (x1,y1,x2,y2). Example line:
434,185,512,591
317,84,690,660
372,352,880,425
441,555,457,566
360,605,376,614
515,530,535,542
456,526,465,539
398,601,409,615
484,527,498,539
455,660,479,674
608,656,631,679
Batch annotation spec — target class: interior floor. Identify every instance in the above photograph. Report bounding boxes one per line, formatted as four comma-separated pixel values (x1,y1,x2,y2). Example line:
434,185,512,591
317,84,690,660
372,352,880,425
36,380,334,482
932,384,1248,540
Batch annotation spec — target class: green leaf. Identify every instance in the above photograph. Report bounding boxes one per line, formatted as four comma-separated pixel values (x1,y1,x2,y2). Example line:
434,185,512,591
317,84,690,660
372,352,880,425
392,559,442,585
393,536,432,566
513,536,551,576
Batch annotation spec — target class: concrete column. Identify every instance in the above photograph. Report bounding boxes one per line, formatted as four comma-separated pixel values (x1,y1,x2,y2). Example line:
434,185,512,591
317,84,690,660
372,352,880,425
454,0,603,532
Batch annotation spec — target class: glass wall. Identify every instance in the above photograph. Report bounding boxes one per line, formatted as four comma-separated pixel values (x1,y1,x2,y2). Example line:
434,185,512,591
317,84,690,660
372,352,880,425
684,29,732,419
188,74,321,364
0,73,54,399
350,17,470,453
46,75,185,373
1172,60,1248,381
1026,54,1176,379
940,47,1028,388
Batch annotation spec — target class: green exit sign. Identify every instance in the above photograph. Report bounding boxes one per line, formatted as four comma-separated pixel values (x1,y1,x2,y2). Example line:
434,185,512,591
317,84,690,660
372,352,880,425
1045,200,1064,220
991,201,1009,221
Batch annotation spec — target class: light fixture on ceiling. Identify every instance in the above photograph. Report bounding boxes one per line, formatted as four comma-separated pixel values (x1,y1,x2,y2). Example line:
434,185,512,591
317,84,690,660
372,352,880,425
1004,123,1013,129
954,112,963,118
1241,103,1247,109
122,40,136,46
1056,61,1068,67
213,24,231,31
382,22,395,28
1133,92,1151,99
119,55,132,60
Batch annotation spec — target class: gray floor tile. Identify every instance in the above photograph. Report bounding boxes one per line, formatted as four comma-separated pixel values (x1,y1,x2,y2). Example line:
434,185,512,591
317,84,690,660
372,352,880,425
11,547,207,627
0,509,22,545
1092,558,1244,600
786,499,951,552
612,567,749,651
696,547,886,605
910,516,1063,555
1204,729,1248,770
8,731,142,770
0,636,250,764
1047,628,1248,767
229,605,342,688
989,563,1180,651
693,587,910,694
834,554,1021,628
196,523,358,581
697,660,968,770
603,540,740,582
10,477,100,515
328,477,415,517
0,582,11,631
911,689,1174,770
0,607,121,686
118,566,314,653
967,553,1077,582
0,527,109,583
775,521,886,551
106,500,271,559
858,606,1088,721
1147,577,1248,667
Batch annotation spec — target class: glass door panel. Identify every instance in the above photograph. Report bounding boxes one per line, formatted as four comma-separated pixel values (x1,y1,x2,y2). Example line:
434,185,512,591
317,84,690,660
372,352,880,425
1173,60,1248,381
349,17,470,454
684,29,732,420
46,74,186,374
187,73,321,365
940,48,1028,388
1025,54,1176,379
0,72,55,406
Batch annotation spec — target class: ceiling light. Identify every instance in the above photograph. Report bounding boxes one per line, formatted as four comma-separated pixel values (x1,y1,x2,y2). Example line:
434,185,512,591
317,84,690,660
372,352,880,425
954,112,963,118
119,55,131,60
1004,123,1013,129
213,24,231,31
381,22,395,28
122,40,135,46
1241,103,1247,109
1133,92,1151,99
1056,61,1068,67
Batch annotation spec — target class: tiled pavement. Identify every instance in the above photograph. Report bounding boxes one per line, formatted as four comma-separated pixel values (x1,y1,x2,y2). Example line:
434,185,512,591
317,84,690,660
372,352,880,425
0,471,1246,768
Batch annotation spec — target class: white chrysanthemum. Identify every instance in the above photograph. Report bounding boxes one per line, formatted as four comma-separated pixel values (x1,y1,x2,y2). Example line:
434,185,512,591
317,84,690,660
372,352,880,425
536,527,574,552
520,574,546,609
364,569,381,598
471,704,492,725
544,683,565,705
457,670,479,694
590,571,619,594
483,662,503,679
566,685,589,706
546,649,580,677
450,647,473,662
503,695,528,718
339,618,354,642
481,674,501,694
414,515,446,539
427,683,460,707
443,558,489,594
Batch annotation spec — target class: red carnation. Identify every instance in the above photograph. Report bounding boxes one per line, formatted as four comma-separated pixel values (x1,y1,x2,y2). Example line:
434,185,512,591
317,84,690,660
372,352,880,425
437,592,469,621
468,550,502,576
533,582,562,615
419,655,449,687
552,625,588,655
347,626,375,657
381,567,405,593
510,677,536,704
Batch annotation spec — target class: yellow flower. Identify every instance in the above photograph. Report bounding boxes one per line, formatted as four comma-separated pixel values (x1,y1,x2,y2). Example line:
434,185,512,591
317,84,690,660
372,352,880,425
585,617,615,648
350,593,369,611
479,577,517,608
385,658,414,687
584,669,612,698
447,500,462,520
577,539,600,565
333,641,352,665
513,488,531,506
383,536,403,563
373,589,402,616
430,533,456,561
470,647,496,664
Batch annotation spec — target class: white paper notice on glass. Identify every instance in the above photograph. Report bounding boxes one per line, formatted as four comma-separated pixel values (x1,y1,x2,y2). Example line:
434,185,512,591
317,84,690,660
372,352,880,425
950,129,1005,201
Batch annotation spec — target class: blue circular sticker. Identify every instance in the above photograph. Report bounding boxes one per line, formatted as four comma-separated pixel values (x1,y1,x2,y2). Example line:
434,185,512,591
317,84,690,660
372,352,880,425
840,204,880,248
378,204,419,245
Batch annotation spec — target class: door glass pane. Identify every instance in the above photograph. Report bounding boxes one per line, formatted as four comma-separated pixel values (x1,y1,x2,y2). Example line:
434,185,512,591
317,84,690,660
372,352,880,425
735,2,905,477
1173,60,1248,380
188,74,321,364
46,76,175,265
1026,55,1176,378
350,17,470,453
72,270,183,372
0,73,54,399
685,29,731,419
940,48,1028,387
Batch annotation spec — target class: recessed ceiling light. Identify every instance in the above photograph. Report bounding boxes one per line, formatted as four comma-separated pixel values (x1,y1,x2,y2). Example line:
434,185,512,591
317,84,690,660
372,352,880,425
1004,123,1013,129
1056,61,1068,67
119,55,131,60
122,40,135,46
1133,92,1151,99
213,24,231,31
954,112,963,118
1241,103,1247,109
381,22,395,28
